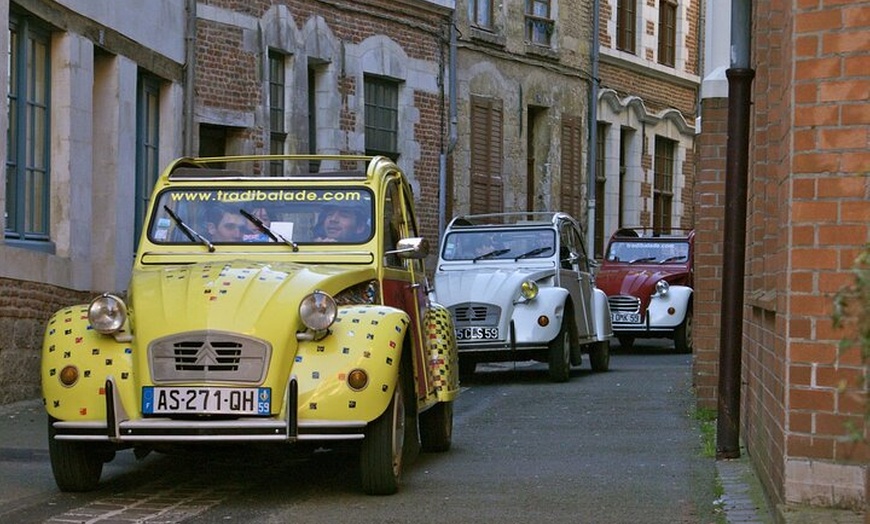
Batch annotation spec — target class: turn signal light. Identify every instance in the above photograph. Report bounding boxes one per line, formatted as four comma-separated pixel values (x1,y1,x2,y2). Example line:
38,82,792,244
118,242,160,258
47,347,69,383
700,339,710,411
59,365,79,387
347,368,369,391
537,316,550,327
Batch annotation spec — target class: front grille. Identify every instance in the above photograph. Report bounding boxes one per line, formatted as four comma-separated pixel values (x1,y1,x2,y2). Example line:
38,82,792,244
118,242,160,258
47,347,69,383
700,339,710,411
450,303,501,326
608,295,640,313
149,331,271,384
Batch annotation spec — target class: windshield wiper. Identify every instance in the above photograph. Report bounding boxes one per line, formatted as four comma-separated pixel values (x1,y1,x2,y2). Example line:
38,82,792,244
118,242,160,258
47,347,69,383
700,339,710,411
163,205,215,252
659,255,687,264
628,256,657,264
514,246,551,261
473,248,511,262
239,208,299,252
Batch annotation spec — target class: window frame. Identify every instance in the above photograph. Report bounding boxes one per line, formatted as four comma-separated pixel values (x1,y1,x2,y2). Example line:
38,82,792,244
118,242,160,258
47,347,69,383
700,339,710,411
364,75,399,160
268,50,288,175
658,0,677,67
616,0,637,54
524,0,554,47
135,73,162,246
469,0,494,30
5,12,52,246
653,136,676,234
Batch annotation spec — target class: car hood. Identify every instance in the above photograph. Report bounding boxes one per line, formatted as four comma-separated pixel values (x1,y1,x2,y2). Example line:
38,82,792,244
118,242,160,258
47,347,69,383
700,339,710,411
433,266,554,307
596,265,690,297
128,260,376,341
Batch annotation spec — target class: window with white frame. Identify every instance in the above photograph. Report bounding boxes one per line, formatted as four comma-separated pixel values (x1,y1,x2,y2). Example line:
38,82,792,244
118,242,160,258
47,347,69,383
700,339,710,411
653,136,675,233
658,1,677,67
6,12,51,246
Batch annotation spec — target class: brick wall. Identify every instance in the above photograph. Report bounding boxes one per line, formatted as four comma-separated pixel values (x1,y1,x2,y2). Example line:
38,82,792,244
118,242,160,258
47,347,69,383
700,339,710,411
699,0,870,511
0,278,91,404
598,62,698,119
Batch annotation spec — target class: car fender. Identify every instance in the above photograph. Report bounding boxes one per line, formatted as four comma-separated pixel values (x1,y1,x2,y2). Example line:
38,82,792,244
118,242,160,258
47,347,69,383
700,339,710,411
647,286,692,328
592,288,614,341
293,305,410,424
424,303,460,402
511,286,568,344
42,305,136,422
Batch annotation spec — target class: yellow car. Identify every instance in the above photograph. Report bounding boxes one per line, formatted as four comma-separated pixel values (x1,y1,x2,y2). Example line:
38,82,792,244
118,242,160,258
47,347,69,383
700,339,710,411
41,155,459,495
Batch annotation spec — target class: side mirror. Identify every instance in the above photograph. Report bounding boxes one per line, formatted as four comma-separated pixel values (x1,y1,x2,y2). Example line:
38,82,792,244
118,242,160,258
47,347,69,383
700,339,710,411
388,237,429,259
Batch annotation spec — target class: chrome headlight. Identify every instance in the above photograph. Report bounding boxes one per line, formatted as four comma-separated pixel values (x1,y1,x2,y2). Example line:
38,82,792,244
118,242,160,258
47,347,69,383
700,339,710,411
655,280,670,296
520,280,539,300
299,290,337,331
88,293,128,334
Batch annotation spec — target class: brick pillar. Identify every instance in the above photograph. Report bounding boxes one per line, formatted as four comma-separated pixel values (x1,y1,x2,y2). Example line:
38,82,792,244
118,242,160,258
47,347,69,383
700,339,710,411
693,96,728,409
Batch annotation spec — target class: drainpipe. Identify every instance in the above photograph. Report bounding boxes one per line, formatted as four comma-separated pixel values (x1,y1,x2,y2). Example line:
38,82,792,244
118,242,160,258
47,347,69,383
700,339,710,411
439,14,457,238
586,0,600,258
716,0,754,459
183,0,197,156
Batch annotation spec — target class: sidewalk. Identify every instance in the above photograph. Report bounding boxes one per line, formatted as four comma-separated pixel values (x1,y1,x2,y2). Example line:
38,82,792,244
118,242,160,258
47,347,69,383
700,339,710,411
0,398,865,523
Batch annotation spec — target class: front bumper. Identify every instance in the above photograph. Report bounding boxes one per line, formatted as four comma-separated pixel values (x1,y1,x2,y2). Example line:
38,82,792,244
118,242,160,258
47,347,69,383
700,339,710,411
51,377,366,443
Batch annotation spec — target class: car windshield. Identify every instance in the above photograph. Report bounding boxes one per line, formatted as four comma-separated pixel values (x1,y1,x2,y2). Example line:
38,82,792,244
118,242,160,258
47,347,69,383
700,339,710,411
605,241,690,264
149,186,374,245
441,229,555,261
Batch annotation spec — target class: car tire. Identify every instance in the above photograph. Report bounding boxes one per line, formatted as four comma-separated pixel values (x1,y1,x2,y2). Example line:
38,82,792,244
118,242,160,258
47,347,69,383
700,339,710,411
419,401,453,452
618,336,635,351
589,340,610,372
48,417,106,492
674,307,693,354
548,321,571,383
360,365,407,495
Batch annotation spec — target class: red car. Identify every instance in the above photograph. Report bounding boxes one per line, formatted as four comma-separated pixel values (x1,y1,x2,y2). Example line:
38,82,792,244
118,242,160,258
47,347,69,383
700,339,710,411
595,228,694,352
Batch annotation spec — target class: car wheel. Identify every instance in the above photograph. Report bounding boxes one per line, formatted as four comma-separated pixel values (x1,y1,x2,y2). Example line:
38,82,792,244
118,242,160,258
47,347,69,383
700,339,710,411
548,321,571,383
48,417,106,492
674,308,693,354
419,401,453,452
360,364,407,495
618,336,635,351
589,340,611,372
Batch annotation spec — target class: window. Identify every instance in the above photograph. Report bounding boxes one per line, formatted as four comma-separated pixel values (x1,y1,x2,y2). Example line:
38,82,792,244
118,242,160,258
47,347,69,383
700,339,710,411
616,0,636,54
469,0,494,30
135,73,161,245
307,64,320,173
560,116,583,219
594,123,608,259
364,76,399,159
5,13,51,244
653,137,675,233
470,95,503,214
525,0,553,47
618,128,631,228
658,1,676,67
269,51,287,175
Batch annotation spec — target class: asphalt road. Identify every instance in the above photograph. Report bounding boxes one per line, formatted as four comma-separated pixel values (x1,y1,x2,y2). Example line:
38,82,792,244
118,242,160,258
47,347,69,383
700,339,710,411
0,344,722,523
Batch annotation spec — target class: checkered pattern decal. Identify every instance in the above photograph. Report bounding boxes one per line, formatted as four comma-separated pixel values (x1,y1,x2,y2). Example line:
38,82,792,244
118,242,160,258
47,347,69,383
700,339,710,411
425,304,459,400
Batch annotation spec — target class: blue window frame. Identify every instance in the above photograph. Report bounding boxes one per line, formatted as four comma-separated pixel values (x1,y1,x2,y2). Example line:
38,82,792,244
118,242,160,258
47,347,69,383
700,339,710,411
135,73,161,246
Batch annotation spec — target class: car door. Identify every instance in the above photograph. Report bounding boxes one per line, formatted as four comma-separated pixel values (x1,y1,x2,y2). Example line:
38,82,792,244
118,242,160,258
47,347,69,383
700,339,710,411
380,175,431,398
558,220,594,341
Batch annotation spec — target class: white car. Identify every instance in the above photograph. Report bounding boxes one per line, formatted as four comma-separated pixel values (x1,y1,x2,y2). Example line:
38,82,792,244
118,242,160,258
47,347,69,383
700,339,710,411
432,212,613,382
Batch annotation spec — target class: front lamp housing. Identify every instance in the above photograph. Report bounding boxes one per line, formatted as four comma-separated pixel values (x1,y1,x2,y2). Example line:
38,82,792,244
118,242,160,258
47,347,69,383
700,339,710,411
88,293,128,334
299,290,338,331
520,280,539,300
655,280,670,296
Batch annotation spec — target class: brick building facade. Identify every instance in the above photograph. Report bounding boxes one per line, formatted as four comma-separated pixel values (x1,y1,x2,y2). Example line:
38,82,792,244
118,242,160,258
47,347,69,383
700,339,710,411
593,0,701,257
696,0,868,514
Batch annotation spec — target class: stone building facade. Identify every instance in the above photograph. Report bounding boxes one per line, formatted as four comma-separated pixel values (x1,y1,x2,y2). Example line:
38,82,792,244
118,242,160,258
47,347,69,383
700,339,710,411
593,0,700,257
695,0,868,515
449,0,594,228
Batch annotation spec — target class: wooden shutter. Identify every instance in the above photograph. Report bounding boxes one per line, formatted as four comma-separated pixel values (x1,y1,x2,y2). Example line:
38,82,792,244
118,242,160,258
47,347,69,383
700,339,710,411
470,95,503,214
560,116,583,218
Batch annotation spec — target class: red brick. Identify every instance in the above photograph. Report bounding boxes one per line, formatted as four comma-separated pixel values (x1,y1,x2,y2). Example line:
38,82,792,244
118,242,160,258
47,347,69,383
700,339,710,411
822,31,870,54
796,10,843,32
819,128,868,150
791,341,838,363
790,387,836,411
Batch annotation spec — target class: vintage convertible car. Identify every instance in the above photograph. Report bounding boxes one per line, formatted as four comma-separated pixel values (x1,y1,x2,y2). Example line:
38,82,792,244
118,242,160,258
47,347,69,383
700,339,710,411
432,212,612,382
41,155,459,495
595,227,695,353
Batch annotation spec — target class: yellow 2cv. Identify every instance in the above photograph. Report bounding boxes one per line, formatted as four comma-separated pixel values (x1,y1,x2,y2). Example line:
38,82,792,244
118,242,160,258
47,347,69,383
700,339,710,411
42,155,459,495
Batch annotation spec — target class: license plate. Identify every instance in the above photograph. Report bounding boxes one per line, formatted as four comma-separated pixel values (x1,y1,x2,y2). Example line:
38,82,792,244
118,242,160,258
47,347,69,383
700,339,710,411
456,326,499,341
142,386,271,415
612,312,641,324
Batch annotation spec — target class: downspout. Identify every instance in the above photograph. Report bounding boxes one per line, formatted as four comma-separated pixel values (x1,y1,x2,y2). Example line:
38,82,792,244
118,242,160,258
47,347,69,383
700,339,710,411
439,12,458,238
586,0,600,257
716,0,754,459
183,0,197,156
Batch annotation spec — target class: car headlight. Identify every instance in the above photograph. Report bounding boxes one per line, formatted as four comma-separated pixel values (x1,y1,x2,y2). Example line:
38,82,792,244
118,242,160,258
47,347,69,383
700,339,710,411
88,293,128,334
655,280,670,296
299,290,337,331
520,280,539,300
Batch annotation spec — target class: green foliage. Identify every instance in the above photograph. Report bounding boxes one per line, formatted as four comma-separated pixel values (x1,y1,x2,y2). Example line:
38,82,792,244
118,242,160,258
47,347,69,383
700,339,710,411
833,243,870,444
